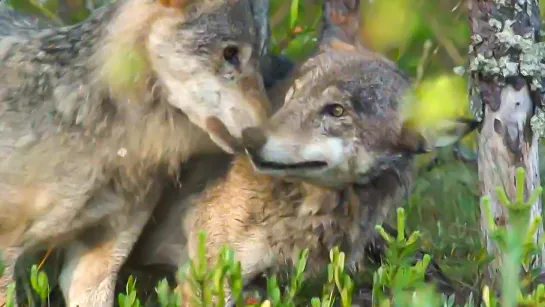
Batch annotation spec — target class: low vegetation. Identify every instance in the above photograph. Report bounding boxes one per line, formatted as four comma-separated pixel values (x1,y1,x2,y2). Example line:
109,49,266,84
2,168,544,306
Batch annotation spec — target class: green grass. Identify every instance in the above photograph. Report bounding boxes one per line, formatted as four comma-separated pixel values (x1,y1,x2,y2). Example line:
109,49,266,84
401,150,484,295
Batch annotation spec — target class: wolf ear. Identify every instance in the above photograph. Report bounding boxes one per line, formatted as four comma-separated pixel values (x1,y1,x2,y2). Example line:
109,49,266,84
397,118,479,154
319,0,362,51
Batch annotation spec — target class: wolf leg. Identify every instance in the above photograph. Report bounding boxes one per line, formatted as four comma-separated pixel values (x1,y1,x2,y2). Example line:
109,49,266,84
59,186,161,307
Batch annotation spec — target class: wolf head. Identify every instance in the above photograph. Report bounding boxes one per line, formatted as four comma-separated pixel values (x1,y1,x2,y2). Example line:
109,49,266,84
241,50,478,188
100,0,271,153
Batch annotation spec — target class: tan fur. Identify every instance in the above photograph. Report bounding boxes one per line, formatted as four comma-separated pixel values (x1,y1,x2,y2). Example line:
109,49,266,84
172,152,411,305
184,157,362,270
0,0,270,305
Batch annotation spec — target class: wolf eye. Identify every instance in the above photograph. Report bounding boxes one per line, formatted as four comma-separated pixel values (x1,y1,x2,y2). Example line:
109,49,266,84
223,45,240,67
323,104,345,117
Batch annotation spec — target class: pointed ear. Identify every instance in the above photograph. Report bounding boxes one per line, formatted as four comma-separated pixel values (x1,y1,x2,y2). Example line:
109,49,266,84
319,0,362,51
396,118,479,154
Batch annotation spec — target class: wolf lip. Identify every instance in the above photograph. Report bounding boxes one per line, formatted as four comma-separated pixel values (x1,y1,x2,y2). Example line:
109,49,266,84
259,160,328,170
250,156,328,170
244,148,328,170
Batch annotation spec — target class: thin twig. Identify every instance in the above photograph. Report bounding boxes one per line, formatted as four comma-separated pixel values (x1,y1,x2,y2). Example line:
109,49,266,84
415,39,433,86
37,247,54,271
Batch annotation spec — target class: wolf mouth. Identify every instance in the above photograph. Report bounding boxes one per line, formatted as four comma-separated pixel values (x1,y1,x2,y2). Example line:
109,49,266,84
257,160,328,170
248,154,328,170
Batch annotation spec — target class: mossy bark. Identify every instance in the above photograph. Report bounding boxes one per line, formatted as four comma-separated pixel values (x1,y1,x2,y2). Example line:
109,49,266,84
468,0,544,284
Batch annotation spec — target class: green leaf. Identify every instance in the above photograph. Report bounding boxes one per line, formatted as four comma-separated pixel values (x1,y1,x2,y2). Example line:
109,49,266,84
311,297,321,307
296,248,309,277
396,208,407,242
155,279,172,307
289,0,299,30
6,283,16,307
516,167,526,204
0,254,4,278
282,31,318,60
118,293,127,307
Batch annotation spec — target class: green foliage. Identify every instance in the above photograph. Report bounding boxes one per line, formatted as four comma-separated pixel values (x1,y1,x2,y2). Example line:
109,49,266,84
263,249,309,307
156,279,180,307
0,253,4,278
29,264,50,306
174,232,353,307
177,230,248,306
118,275,142,307
0,174,544,306
480,168,545,307
5,283,17,307
306,247,354,307
269,0,322,60
373,208,432,305
6,0,64,24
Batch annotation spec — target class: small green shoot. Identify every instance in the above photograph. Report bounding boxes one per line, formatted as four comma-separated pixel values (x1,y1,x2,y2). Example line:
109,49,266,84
118,275,142,307
29,264,50,305
156,278,180,307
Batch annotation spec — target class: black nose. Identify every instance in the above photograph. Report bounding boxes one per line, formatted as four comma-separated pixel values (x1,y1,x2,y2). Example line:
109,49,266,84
241,127,267,154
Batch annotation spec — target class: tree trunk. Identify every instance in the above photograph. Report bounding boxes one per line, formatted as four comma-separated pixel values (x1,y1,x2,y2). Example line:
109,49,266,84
468,0,544,284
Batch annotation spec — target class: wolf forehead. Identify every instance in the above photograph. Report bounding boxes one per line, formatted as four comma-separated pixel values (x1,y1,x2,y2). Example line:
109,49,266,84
177,0,258,50
287,52,411,116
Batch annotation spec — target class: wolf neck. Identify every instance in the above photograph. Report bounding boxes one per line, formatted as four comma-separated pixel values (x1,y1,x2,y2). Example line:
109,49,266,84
91,0,168,103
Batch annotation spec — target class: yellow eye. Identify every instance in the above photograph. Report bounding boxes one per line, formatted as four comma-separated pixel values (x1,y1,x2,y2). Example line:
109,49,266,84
325,104,345,117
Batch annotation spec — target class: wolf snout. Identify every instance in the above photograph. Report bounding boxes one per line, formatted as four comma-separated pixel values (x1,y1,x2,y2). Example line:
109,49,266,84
241,127,267,154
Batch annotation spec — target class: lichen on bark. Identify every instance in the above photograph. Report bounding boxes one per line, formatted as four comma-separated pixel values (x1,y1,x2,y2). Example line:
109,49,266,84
469,0,545,136
531,107,545,137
